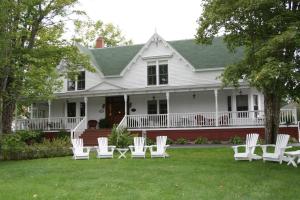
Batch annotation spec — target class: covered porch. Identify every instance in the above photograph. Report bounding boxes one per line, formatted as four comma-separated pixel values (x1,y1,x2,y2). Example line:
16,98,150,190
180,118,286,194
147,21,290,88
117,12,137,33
14,86,298,138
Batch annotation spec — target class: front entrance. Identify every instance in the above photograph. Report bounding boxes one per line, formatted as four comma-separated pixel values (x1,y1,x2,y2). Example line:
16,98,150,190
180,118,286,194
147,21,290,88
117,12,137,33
105,96,125,128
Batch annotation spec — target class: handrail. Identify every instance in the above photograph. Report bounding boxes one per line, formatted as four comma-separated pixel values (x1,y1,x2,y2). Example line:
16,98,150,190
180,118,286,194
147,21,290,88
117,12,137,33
70,117,87,139
117,115,127,130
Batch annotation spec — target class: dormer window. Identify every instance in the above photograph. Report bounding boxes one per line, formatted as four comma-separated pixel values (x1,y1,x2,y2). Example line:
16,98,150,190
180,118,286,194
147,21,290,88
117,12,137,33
147,60,168,86
67,71,85,91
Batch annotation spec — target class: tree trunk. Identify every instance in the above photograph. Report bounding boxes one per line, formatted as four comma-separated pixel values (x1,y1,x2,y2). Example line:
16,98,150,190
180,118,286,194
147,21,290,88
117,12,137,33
264,92,281,144
2,97,15,133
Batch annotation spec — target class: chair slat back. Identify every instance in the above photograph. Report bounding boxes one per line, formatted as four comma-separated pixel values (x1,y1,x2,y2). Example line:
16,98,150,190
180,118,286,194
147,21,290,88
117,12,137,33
72,138,83,148
156,136,167,153
274,134,289,155
245,133,259,154
134,137,145,153
98,137,108,152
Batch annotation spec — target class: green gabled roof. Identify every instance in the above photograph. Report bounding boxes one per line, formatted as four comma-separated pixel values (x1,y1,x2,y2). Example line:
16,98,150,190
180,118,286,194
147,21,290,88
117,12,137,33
78,37,243,76
90,44,143,76
168,38,243,70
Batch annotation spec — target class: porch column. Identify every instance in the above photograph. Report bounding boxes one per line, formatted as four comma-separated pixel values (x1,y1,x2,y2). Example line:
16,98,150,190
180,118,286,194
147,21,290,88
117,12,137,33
84,97,88,129
166,92,170,127
214,89,219,126
124,94,128,116
48,100,51,130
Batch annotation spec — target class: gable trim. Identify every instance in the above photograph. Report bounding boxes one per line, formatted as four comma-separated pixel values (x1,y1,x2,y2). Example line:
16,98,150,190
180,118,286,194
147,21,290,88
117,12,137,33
87,81,124,91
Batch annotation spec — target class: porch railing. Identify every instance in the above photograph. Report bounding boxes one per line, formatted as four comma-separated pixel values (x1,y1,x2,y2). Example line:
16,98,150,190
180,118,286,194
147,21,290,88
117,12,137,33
15,117,84,131
124,109,297,129
71,117,87,139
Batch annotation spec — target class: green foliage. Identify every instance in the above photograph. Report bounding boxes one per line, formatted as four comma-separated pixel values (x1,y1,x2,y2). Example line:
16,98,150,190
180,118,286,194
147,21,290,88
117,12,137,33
73,18,133,47
175,138,188,145
16,130,43,144
194,137,208,144
109,125,133,148
0,137,71,160
146,138,155,146
229,136,244,145
166,138,174,145
196,0,300,143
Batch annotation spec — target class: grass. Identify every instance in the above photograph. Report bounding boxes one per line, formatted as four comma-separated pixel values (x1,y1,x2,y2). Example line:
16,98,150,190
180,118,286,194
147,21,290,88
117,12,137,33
0,147,300,200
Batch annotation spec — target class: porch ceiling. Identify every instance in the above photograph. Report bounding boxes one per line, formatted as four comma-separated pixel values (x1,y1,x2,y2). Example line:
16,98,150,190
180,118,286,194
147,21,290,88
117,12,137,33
55,82,250,99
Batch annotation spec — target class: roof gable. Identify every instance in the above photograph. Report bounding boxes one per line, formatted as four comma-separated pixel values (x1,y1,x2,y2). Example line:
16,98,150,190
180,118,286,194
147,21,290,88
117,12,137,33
78,36,244,76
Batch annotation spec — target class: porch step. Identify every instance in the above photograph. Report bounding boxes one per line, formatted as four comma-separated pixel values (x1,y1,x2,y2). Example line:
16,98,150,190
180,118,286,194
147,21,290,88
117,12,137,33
80,128,112,146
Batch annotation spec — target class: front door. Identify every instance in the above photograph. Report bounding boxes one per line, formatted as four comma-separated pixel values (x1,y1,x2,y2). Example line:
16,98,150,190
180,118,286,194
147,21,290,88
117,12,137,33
105,96,125,128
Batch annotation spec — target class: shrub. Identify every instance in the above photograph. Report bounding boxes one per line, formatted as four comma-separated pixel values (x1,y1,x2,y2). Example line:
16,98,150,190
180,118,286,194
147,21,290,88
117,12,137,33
175,138,188,145
146,138,155,146
229,136,243,145
194,137,208,144
56,130,70,140
166,138,174,145
0,136,71,161
16,130,43,144
258,138,265,145
109,125,133,148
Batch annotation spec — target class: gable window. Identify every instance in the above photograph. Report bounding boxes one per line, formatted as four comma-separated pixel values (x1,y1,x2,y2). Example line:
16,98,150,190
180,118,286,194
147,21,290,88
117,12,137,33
147,60,168,86
77,71,85,90
67,71,86,91
147,63,156,86
159,62,168,85
67,80,75,91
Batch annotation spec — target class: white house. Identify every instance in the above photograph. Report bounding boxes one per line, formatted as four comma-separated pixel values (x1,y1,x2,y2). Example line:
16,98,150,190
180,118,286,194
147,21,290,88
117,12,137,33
15,33,298,142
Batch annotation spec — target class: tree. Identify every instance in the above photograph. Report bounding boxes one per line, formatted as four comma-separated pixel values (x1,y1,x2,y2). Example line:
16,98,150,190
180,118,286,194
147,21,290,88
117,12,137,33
196,0,300,143
72,18,133,47
0,0,93,133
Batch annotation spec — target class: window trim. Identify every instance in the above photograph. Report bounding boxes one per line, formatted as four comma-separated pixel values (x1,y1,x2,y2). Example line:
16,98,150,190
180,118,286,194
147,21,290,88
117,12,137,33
67,70,86,91
147,60,168,86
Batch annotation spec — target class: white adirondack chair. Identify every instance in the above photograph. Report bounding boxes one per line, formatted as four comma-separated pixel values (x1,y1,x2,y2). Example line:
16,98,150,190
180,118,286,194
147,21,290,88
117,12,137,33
261,134,292,164
129,137,147,158
96,137,116,158
149,136,170,158
232,133,261,161
71,138,90,160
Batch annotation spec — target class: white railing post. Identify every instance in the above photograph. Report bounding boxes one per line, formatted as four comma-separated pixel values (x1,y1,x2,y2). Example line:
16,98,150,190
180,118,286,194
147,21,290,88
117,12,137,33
166,91,170,127
84,97,88,129
48,100,51,130
214,89,219,126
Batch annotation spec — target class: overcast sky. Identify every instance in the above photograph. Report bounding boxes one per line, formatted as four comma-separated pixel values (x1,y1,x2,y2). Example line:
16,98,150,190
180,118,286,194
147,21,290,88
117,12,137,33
77,0,203,44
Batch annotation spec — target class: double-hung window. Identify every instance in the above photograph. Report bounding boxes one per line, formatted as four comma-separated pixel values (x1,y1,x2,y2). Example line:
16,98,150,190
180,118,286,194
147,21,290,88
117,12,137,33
147,60,168,86
67,71,85,91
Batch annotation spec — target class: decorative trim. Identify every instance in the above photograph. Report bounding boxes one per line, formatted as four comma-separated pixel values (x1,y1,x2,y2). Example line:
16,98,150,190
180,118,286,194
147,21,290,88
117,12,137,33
142,54,173,60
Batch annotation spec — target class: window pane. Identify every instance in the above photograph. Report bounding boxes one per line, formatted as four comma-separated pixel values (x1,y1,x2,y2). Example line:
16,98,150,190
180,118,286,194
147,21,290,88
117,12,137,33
159,100,167,114
236,95,248,111
147,65,156,85
67,80,75,91
77,71,85,90
80,102,85,117
159,64,168,85
147,100,157,114
253,95,258,110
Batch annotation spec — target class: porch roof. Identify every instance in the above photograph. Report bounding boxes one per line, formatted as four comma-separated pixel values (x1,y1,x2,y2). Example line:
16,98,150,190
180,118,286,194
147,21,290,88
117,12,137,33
55,83,249,99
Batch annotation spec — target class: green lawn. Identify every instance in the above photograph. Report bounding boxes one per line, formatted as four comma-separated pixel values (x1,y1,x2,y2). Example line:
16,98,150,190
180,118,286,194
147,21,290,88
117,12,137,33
0,147,299,200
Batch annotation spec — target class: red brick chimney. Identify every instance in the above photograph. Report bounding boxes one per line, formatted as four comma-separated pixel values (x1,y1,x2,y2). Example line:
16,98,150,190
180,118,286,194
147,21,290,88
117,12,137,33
95,36,105,48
